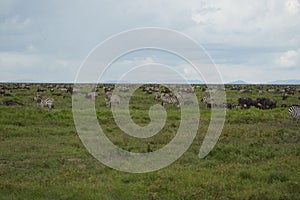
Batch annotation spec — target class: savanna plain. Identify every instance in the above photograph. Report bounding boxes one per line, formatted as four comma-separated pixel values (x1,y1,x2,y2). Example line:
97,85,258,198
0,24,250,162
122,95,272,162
0,83,299,200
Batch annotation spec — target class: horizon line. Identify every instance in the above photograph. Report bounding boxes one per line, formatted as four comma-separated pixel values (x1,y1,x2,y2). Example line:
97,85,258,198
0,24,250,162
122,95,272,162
1,81,299,85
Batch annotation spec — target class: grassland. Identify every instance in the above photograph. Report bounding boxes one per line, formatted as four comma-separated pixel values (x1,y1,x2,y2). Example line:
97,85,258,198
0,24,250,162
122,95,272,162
0,84,299,199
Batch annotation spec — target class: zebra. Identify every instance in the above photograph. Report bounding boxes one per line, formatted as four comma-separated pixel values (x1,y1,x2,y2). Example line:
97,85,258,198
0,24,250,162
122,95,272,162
176,92,195,106
176,91,191,100
258,90,262,96
154,92,161,101
34,94,54,111
289,105,300,122
161,93,180,108
85,92,99,100
105,92,120,107
201,96,215,109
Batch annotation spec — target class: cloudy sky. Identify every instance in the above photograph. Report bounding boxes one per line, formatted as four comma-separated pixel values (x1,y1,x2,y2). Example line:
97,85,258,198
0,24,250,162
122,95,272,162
0,0,299,83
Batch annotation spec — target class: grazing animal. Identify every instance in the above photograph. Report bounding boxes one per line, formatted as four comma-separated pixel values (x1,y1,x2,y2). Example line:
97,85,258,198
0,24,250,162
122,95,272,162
202,96,214,104
161,93,180,108
287,90,295,95
52,93,63,97
118,86,129,92
224,103,234,109
258,90,262,96
85,92,99,100
201,96,230,109
238,97,254,109
67,87,76,94
255,98,277,110
3,100,24,106
282,93,288,100
154,92,161,101
103,86,114,93
289,105,300,122
105,92,120,107
183,100,194,106
58,88,68,92
177,91,194,106
176,92,191,100
34,95,54,111
201,96,216,109
36,88,45,92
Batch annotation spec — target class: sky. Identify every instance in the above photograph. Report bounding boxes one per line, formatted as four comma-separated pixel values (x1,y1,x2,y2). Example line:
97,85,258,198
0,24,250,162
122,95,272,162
0,0,300,83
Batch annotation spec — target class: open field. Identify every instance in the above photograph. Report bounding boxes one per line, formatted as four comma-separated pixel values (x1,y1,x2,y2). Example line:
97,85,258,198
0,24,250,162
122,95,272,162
0,83,300,199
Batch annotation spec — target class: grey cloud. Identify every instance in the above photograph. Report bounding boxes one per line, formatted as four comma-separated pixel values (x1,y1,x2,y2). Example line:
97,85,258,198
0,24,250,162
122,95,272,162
0,0,299,82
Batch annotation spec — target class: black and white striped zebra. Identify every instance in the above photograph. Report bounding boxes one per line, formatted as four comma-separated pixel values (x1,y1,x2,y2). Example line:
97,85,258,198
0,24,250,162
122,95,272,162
105,92,120,107
289,105,300,122
154,92,161,101
34,94,54,111
161,93,180,108
201,96,215,109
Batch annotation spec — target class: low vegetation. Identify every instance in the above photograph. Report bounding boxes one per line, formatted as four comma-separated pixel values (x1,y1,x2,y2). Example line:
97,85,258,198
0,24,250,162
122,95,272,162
0,83,299,199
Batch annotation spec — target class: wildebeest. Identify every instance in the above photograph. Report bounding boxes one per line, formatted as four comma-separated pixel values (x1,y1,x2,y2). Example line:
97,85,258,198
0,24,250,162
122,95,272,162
67,86,79,94
255,98,277,109
161,87,171,94
36,88,46,92
238,97,276,110
286,90,295,95
103,86,114,93
52,93,64,97
2,100,24,106
238,97,255,109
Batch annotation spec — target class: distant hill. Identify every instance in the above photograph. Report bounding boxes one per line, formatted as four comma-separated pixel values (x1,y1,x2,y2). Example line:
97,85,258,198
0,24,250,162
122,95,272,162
267,79,300,85
226,80,248,84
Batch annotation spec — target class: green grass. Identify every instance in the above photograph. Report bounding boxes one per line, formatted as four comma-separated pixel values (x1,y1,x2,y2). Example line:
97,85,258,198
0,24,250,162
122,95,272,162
0,84,299,199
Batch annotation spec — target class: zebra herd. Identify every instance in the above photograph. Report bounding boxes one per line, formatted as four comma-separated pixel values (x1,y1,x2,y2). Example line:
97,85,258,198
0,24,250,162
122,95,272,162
15,84,299,123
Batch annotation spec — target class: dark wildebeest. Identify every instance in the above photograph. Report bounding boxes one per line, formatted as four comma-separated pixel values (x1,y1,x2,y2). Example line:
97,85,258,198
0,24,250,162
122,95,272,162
255,98,277,110
238,97,255,109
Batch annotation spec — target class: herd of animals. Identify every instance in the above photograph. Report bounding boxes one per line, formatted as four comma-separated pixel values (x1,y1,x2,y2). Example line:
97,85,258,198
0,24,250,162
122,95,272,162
0,83,300,122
